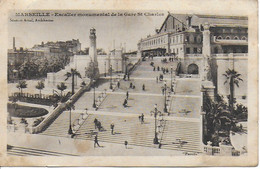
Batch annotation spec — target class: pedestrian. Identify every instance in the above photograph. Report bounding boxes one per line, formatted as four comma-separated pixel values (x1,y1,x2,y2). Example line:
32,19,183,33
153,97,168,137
132,85,135,89
156,76,158,83
110,123,114,135
142,84,145,91
124,141,128,149
126,91,129,99
94,118,98,129
130,82,133,88
141,113,144,124
94,135,100,148
117,82,120,88
162,88,165,95
153,66,156,71
127,74,130,80
123,75,126,81
123,99,128,108
97,121,102,131
157,66,160,71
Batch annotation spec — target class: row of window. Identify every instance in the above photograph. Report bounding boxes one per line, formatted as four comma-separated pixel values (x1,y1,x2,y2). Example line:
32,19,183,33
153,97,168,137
216,36,247,40
141,36,167,47
186,47,202,54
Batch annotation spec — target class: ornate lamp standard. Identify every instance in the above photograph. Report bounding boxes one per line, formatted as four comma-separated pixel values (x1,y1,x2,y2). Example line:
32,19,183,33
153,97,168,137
104,61,106,77
67,99,75,135
124,56,128,76
163,81,168,113
116,60,119,73
92,79,96,108
109,65,113,89
151,104,161,144
170,66,173,92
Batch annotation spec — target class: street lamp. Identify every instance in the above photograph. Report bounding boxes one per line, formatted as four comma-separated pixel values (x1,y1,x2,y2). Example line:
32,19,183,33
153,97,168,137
104,61,106,77
124,56,128,76
116,60,118,73
67,99,74,135
92,80,96,108
163,81,167,113
171,66,173,92
110,65,113,89
151,104,161,144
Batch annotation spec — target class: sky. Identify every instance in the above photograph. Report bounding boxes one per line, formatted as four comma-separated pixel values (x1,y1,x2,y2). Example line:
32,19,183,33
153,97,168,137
8,10,167,52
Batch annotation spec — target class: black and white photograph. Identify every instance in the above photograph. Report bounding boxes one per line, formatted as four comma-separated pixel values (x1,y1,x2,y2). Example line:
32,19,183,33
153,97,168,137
0,0,258,167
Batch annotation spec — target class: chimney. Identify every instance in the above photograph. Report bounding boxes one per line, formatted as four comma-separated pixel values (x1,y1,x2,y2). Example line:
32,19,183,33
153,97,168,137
186,16,192,27
13,37,15,50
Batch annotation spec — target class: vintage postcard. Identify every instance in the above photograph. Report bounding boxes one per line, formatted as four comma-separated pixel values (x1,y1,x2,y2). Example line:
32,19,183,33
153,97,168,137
0,0,258,167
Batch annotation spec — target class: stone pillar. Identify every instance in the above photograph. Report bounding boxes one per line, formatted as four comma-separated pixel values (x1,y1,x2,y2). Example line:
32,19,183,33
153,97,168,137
89,28,98,65
202,23,211,81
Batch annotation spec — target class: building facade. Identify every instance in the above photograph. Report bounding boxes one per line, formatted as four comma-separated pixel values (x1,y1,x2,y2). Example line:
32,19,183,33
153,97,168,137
138,13,248,103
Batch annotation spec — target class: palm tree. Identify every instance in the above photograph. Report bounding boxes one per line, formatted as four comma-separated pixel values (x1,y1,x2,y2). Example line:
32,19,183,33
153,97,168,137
65,68,82,95
223,69,243,114
57,82,67,96
16,80,27,95
35,80,45,97
204,96,234,146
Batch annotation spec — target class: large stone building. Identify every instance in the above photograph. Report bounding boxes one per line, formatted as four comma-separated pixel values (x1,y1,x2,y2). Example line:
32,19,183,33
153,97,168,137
138,13,248,104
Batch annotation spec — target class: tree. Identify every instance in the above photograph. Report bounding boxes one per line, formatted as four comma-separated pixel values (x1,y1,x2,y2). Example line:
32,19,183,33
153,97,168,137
35,80,45,97
85,61,100,82
57,82,67,96
223,69,243,114
16,80,27,95
65,68,82,95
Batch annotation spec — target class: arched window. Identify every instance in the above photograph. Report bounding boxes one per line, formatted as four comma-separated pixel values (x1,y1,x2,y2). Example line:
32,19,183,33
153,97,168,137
234,36,239,40
187,64,199,74
217,36,222,40
241,36,247,40
225,36,231,40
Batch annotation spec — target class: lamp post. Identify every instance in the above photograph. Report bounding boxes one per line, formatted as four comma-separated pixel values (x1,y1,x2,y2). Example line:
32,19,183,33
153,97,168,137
163,81,167,113
116,60,118,73
92,80,96,108
110,65,113,89
104,61,106,77
151,104,160,144
124,56,128,76
171,66,173,92
67,99,74,135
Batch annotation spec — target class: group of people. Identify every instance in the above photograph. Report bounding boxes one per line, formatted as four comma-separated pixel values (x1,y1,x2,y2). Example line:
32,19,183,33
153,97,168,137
129,82,146,91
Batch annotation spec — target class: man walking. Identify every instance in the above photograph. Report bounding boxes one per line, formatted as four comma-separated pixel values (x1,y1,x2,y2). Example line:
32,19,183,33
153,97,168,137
126,91,129,99
117,82,120,89
142,84,145,91
110,123,115,135
141,113,144,124
94,135,100,148
94,118,98,129
124,141,128,149
123,99,128,108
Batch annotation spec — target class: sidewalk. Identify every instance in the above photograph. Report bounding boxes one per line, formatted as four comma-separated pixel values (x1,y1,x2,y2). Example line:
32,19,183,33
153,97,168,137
7,132,185,156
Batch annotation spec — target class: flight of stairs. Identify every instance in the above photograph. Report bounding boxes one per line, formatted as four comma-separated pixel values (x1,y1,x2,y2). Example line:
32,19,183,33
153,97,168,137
39,112,80,137
7,145,78,156
160,120,201,153
74,114,156,148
